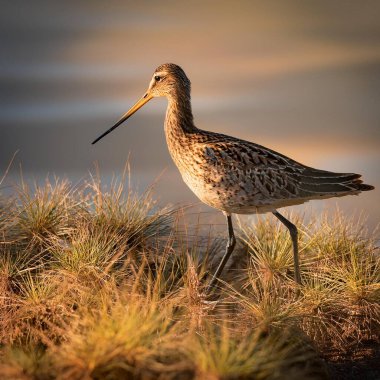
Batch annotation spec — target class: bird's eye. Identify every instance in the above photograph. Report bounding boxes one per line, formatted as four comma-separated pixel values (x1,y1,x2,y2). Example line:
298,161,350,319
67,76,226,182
154,75,161,81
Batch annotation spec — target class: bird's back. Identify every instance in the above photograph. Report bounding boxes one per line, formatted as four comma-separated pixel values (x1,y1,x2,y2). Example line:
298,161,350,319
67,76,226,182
169,129,374,214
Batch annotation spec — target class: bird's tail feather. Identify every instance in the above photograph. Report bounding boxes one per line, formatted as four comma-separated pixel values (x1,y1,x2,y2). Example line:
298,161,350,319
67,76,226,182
298,168,374,195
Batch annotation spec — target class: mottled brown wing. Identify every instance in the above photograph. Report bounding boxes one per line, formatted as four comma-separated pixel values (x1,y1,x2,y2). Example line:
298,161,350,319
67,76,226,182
199,132,370,202
199,137,301,202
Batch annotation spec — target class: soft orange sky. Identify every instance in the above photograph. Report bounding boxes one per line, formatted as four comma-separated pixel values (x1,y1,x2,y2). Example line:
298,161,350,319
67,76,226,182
1,1,379,228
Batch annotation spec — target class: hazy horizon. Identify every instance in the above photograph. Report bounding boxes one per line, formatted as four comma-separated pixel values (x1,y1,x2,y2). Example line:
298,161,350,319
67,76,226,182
1,1,379,228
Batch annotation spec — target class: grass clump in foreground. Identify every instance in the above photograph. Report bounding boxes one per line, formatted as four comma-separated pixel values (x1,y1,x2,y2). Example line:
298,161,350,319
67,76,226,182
0,171,378,379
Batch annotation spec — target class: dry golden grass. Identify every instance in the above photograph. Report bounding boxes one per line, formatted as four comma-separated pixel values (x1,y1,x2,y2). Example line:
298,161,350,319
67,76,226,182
0,170,378,379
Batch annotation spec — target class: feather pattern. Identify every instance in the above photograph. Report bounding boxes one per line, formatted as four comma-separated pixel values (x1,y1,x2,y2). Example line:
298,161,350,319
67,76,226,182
154,63,374,214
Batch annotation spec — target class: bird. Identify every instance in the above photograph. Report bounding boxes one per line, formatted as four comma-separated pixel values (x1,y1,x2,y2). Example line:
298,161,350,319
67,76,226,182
92,63,374,289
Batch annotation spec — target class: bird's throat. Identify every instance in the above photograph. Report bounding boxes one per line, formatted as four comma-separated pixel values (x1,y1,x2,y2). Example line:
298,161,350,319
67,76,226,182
165,92,197,136
164,91,198,170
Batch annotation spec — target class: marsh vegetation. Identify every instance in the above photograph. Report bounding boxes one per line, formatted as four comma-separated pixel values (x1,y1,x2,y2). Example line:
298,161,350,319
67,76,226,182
0,169,378,379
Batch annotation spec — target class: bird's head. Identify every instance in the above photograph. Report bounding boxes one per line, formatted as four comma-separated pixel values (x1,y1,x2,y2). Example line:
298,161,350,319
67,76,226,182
92,63,190,144
148,63,191,98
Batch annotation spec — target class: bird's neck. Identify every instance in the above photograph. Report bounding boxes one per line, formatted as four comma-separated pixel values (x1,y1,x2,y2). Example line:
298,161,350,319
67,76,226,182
164,91,197,140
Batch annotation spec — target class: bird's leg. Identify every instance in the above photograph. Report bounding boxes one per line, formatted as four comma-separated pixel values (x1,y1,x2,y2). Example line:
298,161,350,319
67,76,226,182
207,213,236,291
272,211,302,284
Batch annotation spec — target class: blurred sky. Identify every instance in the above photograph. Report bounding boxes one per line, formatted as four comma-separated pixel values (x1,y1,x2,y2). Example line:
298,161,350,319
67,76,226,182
1,0,379,228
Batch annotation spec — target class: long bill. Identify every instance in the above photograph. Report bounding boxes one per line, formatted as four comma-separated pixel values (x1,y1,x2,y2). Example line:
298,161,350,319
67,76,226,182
92,92,153,144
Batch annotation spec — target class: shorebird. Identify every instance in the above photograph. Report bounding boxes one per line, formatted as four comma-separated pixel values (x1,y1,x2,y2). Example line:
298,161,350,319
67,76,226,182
92,63,374,288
